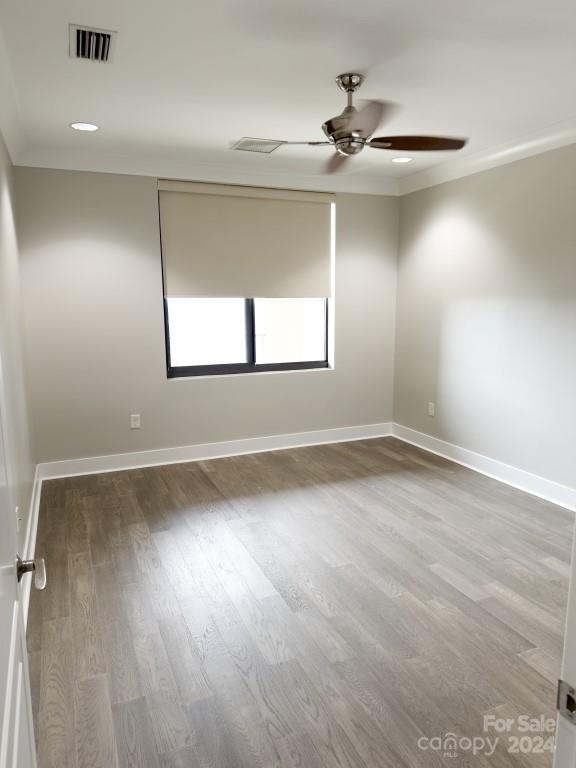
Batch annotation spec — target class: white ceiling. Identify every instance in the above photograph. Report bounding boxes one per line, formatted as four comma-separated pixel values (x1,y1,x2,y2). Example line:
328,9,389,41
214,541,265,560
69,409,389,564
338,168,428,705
1,0,576,195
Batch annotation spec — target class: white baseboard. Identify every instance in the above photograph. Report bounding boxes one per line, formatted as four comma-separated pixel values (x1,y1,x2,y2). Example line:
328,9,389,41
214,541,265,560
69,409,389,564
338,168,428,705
36,421,575,511
393,423,575,512
20,465,43,627
37,422,394,480
25,420,573,625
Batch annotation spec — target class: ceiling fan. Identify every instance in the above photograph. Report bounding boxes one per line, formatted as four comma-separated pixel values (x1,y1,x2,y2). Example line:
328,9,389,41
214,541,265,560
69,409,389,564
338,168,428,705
253,73,467,173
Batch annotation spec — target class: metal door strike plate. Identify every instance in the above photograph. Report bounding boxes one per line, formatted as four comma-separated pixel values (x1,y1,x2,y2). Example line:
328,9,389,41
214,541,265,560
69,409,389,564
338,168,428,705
557,679,576,724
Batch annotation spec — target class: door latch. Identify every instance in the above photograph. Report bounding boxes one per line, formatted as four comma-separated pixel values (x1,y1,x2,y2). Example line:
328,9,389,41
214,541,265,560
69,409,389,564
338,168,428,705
16,555,47,591
557,679,576,724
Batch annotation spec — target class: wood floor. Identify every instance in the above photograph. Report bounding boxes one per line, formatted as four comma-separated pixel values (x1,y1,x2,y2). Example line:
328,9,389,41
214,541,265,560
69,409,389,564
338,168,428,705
27,437,573,768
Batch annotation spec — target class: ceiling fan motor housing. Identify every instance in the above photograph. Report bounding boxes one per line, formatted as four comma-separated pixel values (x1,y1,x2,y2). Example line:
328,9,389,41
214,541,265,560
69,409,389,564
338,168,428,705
322,107,367,155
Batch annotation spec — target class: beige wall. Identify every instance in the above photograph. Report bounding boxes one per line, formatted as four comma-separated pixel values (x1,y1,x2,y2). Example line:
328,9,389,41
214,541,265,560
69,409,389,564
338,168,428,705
0,137,34,546
395,144,576,487
15,168,399,463
15,149,576,488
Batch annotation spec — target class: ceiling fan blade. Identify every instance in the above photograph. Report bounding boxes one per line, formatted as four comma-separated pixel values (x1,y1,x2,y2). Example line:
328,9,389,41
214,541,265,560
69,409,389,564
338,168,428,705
351,100,395,138
369,136,467,151
281,140,332,146
324,153,349,173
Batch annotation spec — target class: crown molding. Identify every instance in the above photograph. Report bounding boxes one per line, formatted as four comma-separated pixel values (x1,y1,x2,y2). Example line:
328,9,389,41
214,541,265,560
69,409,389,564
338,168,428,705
14,144,402,196
399,118,576,195
16,122,576,198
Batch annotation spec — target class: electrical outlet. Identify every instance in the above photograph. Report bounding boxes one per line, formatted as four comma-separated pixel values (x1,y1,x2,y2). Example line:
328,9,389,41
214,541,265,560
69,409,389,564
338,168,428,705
130,413,141,429
428,402,436,417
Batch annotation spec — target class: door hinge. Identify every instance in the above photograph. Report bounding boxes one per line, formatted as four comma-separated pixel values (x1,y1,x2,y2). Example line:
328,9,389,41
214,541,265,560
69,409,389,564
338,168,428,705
557,679,576,724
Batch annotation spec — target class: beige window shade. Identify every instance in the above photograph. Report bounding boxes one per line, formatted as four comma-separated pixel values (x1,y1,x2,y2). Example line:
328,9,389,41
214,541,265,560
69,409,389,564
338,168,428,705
158,180,334,298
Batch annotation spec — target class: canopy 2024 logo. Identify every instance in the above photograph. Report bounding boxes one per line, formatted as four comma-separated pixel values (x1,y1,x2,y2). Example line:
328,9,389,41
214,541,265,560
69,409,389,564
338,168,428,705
417,715,556,758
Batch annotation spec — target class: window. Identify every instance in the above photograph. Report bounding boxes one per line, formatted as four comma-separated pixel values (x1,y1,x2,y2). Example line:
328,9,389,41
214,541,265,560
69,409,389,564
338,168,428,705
254,298,327,365
165,297,328,377
158,180,334,378
166,298,248,367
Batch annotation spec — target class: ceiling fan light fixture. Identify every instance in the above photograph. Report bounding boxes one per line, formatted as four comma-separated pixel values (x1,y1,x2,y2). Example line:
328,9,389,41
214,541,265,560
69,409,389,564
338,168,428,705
391,156,413,164
335,137,365,156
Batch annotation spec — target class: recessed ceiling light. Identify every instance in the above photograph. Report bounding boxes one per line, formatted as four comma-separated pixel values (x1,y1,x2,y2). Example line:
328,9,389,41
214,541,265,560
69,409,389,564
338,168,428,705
70,122,99,132
391,156,413,164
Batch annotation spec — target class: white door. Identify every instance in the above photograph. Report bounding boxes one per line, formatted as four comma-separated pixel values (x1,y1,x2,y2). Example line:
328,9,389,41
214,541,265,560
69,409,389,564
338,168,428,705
554,526,576,767
0,369,36,768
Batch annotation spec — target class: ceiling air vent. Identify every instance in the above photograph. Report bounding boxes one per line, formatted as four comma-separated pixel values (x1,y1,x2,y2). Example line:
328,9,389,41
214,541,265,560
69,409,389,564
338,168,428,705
69,24,116,63
231,138,284,154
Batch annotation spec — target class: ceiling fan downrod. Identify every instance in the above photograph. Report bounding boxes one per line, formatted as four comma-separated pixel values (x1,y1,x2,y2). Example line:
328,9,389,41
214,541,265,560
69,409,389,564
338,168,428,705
323,72,367,156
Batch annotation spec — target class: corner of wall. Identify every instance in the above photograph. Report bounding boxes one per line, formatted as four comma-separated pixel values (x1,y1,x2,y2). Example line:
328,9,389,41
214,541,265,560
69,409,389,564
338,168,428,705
0,131,36,551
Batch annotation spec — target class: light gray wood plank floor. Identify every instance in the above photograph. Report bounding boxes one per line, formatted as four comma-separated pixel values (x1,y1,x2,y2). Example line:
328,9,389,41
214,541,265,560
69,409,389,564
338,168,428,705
28,437,573,768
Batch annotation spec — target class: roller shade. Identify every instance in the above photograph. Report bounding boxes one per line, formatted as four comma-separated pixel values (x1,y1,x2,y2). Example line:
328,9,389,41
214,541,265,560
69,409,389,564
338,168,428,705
158,180,334,298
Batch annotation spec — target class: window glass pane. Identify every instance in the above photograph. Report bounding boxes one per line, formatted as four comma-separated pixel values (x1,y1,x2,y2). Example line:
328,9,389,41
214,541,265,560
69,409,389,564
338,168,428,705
254,298,326,365
167,298,247,367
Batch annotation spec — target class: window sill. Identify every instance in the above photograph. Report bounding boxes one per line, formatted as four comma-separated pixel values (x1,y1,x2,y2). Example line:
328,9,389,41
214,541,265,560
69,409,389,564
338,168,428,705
166,365,335,382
